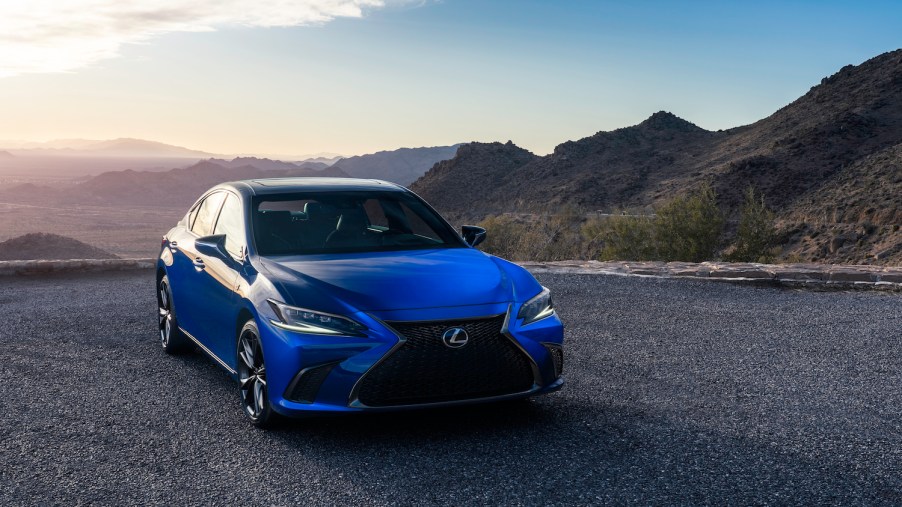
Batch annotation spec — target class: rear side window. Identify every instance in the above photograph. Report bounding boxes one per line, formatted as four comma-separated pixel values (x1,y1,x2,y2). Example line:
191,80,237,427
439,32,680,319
213,193,245,258
191,192,226,237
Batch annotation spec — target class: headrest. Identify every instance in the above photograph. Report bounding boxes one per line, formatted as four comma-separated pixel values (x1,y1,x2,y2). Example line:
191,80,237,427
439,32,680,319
304,202,338,220
336,209,368,233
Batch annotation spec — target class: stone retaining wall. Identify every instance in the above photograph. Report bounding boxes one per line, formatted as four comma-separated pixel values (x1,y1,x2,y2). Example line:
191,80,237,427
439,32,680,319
0,258,156,277
1,257,900,290
519,260,902,288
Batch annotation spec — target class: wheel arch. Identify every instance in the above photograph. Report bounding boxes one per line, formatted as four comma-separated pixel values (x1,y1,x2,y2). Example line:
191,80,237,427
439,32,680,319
236,305,256,343
155,265,167,305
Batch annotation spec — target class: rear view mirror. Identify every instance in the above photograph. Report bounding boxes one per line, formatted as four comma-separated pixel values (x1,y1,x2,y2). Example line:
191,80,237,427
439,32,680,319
195,234,229,261
461,225,487,247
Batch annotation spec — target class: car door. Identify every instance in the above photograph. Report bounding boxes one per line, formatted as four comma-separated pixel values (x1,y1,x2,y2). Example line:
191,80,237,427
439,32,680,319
198,192,246,363
169,191,226,343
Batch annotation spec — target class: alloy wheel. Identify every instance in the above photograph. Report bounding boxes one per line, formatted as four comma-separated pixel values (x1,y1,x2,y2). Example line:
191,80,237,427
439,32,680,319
238,330,268,419
158,280,173,348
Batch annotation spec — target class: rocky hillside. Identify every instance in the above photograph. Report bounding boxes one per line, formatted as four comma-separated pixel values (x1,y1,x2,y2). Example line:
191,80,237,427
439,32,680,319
411,49,902,264
0,233,118,261
331,145,462,185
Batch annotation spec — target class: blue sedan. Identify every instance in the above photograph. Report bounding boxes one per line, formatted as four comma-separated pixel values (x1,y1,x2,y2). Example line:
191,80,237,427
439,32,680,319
157,178,564,427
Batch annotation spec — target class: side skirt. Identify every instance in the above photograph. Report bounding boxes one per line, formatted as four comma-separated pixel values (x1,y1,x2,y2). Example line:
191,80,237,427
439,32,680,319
178,326,237,376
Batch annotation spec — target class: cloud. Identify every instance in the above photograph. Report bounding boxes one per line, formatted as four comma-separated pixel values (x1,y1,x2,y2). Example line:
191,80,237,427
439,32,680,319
0,0,395,77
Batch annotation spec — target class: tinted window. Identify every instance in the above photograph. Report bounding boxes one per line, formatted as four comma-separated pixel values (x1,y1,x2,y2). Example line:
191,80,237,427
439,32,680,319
191,192,226,237
252,191,463,255
213,193,245,258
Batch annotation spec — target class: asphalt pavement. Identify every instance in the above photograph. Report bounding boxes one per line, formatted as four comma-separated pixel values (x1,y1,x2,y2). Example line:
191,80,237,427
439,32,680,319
1,270,900,505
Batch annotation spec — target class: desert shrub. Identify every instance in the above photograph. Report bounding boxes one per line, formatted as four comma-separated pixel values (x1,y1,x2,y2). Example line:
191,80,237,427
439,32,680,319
582,215,656,261
653,183,724,262
477,215,528,260
726,186,777,263
581,184,724,262
478,186,726,262
478,207,587,261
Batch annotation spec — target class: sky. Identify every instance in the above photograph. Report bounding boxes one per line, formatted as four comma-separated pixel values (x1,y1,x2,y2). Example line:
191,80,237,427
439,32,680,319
1,0,900,157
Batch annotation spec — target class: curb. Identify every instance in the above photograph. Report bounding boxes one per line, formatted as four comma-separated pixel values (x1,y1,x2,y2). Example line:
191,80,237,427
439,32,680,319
519,260,902,291
0,258,156,277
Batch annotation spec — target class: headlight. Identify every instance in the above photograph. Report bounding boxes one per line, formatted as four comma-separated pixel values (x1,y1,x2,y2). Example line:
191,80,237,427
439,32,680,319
267,300,366,336
517,287,555,325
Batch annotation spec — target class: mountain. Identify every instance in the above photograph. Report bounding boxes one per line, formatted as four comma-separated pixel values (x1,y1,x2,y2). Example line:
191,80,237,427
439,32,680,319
0,233,118,261
0,150,13,158
331,145,462,185
411,49,902,264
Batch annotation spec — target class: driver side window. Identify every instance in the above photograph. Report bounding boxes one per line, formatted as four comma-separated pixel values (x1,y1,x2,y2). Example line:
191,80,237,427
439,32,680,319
213,193,246,258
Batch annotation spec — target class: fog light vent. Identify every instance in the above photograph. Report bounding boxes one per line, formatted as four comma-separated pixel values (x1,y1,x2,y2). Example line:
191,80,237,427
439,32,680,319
285,362,339,403
542,343,563,378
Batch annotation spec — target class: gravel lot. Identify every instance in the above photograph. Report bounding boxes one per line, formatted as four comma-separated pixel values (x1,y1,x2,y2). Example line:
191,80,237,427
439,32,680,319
1,271,900,505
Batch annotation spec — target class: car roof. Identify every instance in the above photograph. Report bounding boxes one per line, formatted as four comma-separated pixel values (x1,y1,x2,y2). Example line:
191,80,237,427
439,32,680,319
216,177,407,197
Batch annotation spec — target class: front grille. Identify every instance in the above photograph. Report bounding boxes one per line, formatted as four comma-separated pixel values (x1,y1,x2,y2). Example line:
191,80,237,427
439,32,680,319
356,315,535,407
285,362,338,403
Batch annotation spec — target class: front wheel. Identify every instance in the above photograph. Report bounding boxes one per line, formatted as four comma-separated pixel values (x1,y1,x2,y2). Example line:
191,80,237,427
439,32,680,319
158,275,190,354
237,321,279,428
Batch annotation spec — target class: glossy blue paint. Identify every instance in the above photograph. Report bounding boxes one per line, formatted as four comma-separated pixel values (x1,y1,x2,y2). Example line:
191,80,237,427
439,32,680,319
158,178,564,418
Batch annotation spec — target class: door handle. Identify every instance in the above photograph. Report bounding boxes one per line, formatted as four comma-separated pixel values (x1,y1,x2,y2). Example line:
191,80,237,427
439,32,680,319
193,257,206,269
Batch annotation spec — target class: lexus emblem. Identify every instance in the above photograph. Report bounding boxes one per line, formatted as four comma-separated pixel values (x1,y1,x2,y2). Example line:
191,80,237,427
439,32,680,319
441,327,469,348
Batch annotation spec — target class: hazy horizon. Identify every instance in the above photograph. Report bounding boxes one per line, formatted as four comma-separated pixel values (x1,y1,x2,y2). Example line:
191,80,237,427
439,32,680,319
1,1,901,157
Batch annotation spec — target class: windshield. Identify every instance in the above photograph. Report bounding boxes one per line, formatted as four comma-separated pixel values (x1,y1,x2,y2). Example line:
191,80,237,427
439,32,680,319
252,190,465,255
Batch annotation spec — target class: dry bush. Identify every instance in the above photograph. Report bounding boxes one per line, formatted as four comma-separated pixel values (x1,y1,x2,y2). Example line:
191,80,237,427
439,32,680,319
478,207,586,261
726,186,777,262
478,185,726,263
582,215,656,261
582,184,724,262
654,183,724,262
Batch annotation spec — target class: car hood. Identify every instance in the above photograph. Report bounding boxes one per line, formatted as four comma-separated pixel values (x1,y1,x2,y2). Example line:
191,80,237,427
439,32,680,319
259,248,513,312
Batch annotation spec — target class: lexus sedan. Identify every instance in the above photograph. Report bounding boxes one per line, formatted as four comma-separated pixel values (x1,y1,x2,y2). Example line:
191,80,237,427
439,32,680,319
157,178,564,427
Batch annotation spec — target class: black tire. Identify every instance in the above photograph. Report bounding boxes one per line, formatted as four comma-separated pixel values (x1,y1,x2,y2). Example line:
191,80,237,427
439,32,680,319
237,320,280,428
157,275,191,354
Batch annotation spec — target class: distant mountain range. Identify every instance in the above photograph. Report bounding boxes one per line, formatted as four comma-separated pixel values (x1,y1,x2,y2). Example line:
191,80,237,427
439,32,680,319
0,161,349,208
207,157,330,172
411,49,902,264
0,142,463,209
1,138,216,158
0,136,462,185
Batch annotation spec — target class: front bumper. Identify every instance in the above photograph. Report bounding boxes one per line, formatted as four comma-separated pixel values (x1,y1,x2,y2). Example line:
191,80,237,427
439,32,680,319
257,302,565,416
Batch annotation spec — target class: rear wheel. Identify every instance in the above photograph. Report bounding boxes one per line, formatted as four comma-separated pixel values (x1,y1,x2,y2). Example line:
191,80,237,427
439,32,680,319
158,275,190,354
237,321,279,428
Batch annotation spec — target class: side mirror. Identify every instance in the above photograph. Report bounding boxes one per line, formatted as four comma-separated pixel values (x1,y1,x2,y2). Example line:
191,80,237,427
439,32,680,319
461,225,487,247
195,234,230,261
